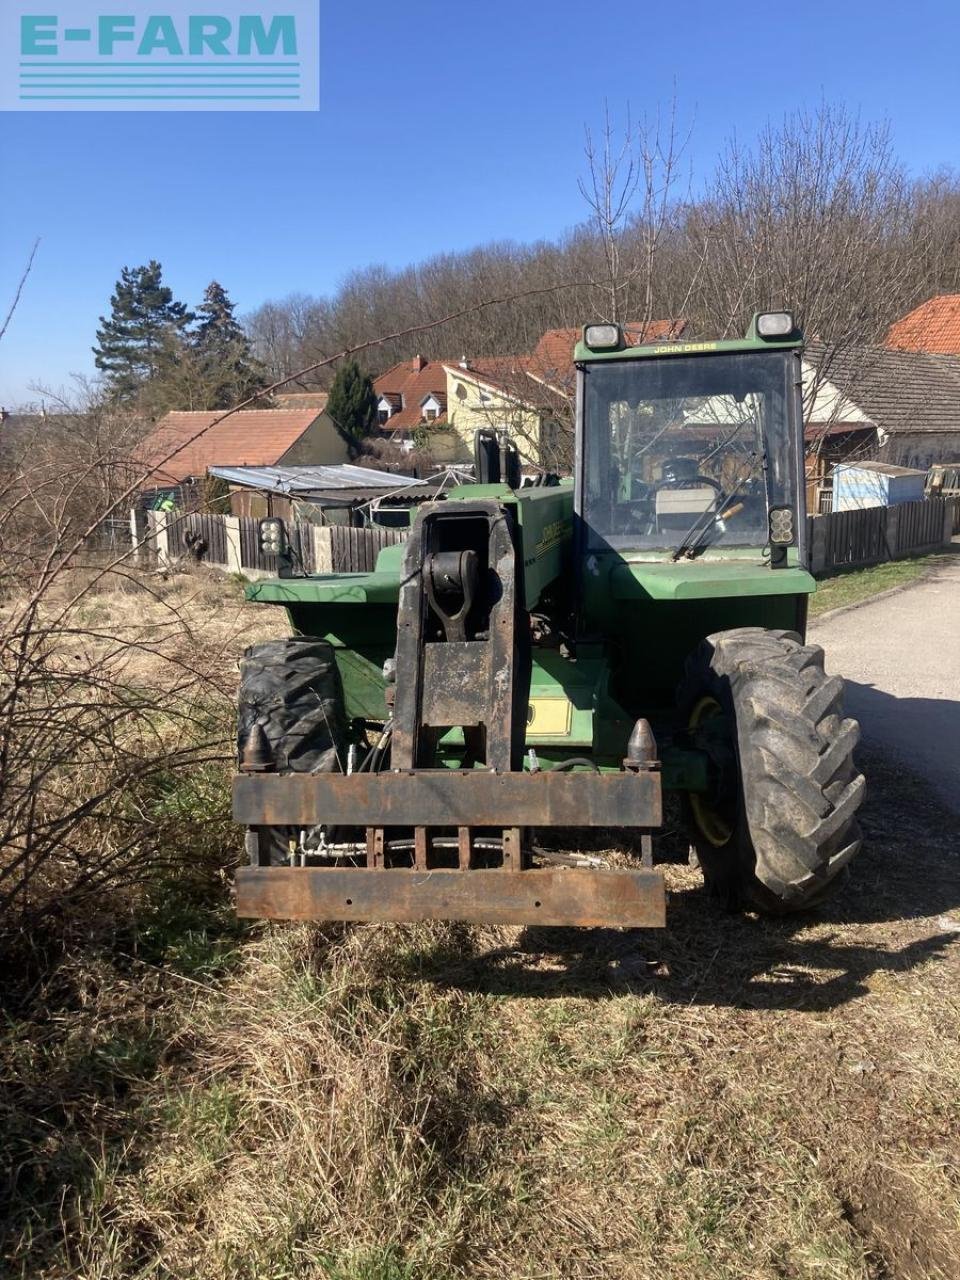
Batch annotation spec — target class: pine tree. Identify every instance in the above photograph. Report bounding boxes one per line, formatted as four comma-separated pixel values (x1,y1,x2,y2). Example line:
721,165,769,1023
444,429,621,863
93,261,192,402
327,359,377,444
192,281,268,409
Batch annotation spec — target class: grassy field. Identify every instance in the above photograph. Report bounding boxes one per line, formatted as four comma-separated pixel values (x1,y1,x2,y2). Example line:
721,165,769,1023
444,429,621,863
2,571,959,1280
809,548,956,617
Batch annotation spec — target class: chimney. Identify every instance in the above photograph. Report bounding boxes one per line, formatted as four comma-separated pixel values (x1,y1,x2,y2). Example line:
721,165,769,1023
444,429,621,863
412,354,425,373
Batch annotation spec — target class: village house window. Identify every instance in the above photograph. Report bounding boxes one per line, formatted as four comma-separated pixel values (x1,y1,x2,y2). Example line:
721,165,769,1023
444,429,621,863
420,393,442,423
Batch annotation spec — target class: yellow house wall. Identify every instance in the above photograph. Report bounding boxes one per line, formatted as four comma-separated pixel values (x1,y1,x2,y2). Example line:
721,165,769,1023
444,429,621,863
444,369,543,463
422,427,471,464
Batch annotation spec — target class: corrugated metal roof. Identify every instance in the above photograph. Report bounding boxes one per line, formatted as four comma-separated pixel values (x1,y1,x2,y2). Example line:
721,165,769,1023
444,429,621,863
208,463,426,494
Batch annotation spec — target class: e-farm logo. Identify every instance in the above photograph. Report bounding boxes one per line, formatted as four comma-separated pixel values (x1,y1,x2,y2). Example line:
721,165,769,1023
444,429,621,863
3,2,319,110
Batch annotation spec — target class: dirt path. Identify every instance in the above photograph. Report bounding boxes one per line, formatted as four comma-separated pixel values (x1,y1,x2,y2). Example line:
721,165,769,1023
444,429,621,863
810,553,960,813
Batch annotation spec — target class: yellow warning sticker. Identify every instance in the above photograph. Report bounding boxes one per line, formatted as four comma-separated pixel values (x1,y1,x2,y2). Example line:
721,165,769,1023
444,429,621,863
526,698,572,736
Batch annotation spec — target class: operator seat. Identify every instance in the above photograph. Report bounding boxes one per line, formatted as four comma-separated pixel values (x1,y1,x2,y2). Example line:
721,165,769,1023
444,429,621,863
655,486,716,532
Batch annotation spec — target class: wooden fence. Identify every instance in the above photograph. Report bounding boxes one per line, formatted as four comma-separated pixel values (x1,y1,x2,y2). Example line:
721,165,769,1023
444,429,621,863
135,497,955,582
133,509,405,577
807,497,955,575
165,510,229,565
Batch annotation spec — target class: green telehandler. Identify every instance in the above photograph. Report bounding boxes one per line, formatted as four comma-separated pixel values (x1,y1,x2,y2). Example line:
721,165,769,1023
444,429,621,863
233,312,864,928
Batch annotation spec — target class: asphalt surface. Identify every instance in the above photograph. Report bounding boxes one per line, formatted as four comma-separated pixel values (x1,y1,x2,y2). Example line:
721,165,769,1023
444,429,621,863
810,553,960,813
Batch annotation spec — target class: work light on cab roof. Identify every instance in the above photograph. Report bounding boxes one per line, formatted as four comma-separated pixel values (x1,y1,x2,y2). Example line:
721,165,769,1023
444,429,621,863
755,311,796,338
582,312,799,353
582,323,622,350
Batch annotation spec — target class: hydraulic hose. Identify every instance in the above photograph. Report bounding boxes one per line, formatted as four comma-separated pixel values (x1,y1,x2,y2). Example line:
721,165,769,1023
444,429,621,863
549,757,601,773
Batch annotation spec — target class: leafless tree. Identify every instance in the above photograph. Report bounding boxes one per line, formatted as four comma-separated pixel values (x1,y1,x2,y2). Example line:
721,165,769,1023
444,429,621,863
903,172,960,302
578,98,691,326
685,106,916,366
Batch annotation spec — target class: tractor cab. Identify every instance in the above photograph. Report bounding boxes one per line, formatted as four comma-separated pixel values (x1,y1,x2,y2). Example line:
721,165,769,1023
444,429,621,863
575,313,805,566
571,315,814,710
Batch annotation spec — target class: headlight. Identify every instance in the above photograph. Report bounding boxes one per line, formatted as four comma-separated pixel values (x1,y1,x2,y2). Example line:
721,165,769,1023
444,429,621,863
583,323,622,350
259,517,287,556
756,311,795,338
768,506,795,545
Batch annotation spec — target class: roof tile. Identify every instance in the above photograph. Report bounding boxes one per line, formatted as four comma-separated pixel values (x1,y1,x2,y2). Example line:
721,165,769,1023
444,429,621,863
806,340,960,435
374,356,457,432
886,295,960,354
527,320,687,395
138,409,323,486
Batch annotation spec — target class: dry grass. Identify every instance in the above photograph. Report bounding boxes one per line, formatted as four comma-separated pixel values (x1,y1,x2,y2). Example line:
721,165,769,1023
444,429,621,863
0,561,280,923
1,576,958,1280
24,561,277,681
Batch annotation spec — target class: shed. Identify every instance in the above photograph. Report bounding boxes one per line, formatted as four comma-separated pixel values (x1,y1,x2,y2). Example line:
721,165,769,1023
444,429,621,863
207,463,438,523
832,461,926,511
137,407,351,508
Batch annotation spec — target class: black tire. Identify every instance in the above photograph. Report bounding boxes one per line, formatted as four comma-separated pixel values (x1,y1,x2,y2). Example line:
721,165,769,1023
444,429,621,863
238,638,348,865
677,627,865,914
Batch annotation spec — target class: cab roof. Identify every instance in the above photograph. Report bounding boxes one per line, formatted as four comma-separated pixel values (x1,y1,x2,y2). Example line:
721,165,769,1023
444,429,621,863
574,314,804,364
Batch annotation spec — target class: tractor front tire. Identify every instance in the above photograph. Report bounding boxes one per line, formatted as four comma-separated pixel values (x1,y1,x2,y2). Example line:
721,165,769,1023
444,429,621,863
238,638,348,866
678,627,865,914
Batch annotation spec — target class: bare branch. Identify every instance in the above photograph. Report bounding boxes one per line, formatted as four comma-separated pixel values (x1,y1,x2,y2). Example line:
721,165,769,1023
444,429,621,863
0,238,40,344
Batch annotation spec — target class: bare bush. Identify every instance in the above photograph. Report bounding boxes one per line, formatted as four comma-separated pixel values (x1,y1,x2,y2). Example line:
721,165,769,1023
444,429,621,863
0,521,252,924
0,388,271,925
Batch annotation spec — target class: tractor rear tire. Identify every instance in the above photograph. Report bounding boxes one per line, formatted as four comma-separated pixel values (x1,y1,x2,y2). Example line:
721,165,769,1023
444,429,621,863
678,627,865,914
238,638,348,866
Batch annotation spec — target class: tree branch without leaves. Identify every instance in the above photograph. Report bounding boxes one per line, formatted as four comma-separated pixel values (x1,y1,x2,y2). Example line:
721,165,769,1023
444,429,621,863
0,238,40,345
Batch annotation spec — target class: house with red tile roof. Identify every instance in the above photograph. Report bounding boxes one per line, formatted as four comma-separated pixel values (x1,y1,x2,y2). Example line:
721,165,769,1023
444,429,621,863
372,355,466,461
886,295,960,354
525,320,687,398
138,406,350,496
443,354,565,469
444,320,687,471
373,355,450,432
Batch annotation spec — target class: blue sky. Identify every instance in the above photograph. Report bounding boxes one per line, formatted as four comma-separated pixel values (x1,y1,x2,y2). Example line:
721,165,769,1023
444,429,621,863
2,0,960,406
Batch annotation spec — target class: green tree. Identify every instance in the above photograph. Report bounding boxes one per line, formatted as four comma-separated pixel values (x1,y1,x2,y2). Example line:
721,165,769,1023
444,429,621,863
192,280,269,409
326,359,377,445
93,261,192,402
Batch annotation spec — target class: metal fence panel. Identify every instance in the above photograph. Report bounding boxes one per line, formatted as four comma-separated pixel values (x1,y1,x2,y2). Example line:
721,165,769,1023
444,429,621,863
810,497,951,574
823,506,887,569
896,497,942,554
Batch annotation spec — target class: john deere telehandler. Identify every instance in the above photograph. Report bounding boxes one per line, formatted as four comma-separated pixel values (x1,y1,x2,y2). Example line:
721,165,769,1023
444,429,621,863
233,312,864,928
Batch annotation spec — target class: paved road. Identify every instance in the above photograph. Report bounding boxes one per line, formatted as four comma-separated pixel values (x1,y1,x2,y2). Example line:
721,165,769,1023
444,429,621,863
810,554,960,813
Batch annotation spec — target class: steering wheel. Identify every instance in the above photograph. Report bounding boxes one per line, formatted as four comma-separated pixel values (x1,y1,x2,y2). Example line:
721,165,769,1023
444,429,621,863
655,474,722,492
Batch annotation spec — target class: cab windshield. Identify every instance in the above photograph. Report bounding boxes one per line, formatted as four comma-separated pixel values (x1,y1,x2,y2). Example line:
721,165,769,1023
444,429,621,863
581,351,798,552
